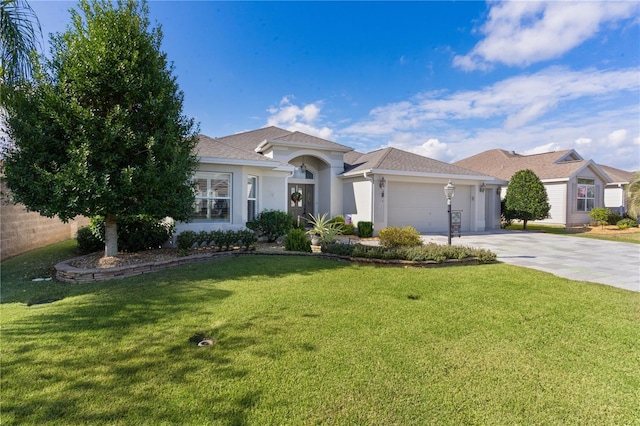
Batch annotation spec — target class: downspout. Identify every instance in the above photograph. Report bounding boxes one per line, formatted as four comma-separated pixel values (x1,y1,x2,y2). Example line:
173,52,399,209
284,169,295,212
364,170,374,227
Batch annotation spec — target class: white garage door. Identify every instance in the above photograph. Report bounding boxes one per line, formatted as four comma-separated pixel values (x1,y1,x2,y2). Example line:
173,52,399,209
387,182,471,233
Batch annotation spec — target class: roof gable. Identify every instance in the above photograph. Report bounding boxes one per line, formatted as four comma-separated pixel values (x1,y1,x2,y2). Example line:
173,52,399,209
196,134,288,166
215,126,292,152
257,131,353,153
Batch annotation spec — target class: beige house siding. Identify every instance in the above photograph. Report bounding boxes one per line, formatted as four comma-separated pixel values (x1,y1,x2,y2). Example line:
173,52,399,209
535,182,567,226
566,170,605,227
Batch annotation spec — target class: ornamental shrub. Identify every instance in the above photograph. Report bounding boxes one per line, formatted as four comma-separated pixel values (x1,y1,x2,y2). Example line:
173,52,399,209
236,229,258,250
76,226,104,254
617,218,638,229
284,229,312,253
321,242,496,264
176,231,198,250
607,211,624,225
378,226,422,248
218,230,238,251
85,215,175,253
342,223,355,235
328,215,356,235
589,207,610,229
247,209,295,242
357,221,374,238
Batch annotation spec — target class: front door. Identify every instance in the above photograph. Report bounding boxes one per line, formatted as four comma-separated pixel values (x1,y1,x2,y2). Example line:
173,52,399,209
288,184,314,225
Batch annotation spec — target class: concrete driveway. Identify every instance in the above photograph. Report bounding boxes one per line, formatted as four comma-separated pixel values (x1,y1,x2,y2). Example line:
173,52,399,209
420,231,640,292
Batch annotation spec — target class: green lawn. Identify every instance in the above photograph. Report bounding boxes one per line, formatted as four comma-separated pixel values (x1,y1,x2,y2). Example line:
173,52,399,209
2,241,639,424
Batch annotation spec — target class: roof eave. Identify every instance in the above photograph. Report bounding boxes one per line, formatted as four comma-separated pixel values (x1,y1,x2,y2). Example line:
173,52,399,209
341,168,503,182
198,156,290,169
255,139,352,154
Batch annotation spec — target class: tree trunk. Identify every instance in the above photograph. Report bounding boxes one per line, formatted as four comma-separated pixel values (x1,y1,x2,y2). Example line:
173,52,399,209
104,214,118,257
523,219,528,230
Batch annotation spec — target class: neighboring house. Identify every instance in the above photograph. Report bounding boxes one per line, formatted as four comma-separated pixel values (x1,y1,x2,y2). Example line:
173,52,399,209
455,149,612,227
178,126,504,237
599,164,635,216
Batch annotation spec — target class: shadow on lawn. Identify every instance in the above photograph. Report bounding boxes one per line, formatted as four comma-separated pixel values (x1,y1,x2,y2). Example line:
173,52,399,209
2,255,347,424
1,253,347,305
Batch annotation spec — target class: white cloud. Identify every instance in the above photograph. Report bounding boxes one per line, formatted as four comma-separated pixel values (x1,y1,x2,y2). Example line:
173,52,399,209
575,137,592,146
266,96,334,140
454,1,638,70
342,67,639,135
607,128,628,146
522,143,563,155
413,138,451,161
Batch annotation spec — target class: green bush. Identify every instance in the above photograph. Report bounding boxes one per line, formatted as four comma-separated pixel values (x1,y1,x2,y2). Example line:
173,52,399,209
617,218,639,229
589,207,610,229
76,226,104,254
327,215,355,235
341,223,355,235
247,209,295,242
236,229,258,251
83,215,175,253
321,242,497,264
378,226,422,248
284,229,312,253
218,230,238,251
321,242,355,256
176,231,198,250
607,211,624,225
357,221,374,238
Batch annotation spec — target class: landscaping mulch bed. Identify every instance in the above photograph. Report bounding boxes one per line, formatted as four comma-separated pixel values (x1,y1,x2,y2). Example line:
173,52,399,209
68,241,289,270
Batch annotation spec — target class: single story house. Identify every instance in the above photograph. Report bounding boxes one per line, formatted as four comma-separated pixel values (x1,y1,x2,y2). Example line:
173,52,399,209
177,126,505,237
599,164,636,216
454,149,615,227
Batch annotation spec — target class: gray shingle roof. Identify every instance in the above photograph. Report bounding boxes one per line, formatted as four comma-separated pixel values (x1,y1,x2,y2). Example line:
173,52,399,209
196,134,283,164
266,131,353,152
598,164,635,184
345,147,488,177
454,149,600,181
213,126,292,152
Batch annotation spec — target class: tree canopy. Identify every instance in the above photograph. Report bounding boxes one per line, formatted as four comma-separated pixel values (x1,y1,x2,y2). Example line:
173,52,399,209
503,169,551,229
3,0,198,257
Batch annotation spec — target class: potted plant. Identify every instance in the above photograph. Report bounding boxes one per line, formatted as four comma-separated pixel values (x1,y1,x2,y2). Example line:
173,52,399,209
307,213,342,245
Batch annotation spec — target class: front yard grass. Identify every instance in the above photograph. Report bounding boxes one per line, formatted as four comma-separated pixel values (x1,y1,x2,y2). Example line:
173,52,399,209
2,241,639,424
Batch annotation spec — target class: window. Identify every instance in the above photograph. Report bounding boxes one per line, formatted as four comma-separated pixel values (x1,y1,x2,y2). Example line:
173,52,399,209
193,173,231,222
293,167,314,179
577,178,595,212
247,176,257,222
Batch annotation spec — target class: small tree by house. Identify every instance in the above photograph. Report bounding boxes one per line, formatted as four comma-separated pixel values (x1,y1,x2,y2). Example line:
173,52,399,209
503,169,551,230
589,207,610,229
2,0,198,257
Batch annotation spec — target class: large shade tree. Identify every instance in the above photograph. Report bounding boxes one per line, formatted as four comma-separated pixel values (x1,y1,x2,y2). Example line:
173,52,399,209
503,169,551,229
3,0,198,257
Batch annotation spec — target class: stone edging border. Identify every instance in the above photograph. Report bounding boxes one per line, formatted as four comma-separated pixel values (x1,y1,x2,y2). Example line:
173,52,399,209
55,250,492,284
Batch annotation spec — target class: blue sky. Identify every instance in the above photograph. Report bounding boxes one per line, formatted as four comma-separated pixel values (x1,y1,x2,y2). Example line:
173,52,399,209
31,1,640,171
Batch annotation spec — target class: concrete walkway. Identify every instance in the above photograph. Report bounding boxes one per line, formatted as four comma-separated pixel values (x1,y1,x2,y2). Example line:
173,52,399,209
419,231,640,292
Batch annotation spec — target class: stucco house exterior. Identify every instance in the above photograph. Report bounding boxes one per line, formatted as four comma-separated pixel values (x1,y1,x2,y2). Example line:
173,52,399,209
177,126,504,237
455,149,614,227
